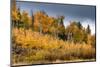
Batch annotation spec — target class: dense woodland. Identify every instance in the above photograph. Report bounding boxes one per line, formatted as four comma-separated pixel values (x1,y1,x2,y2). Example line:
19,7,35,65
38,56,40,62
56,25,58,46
11,0,96,65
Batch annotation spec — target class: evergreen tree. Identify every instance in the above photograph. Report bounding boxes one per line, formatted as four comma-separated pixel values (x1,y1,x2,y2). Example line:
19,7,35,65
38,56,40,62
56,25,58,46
86,25,91,34
31,10,34,30
57,16,65,40
77,21,82,29
17,7,21,28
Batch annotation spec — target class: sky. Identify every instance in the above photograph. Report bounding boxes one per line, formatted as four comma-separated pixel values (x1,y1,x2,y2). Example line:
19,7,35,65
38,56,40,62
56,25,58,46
15,1,96,34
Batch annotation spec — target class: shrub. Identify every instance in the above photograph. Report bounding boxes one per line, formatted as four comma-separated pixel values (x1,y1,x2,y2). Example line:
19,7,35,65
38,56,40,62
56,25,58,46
12,28,96,64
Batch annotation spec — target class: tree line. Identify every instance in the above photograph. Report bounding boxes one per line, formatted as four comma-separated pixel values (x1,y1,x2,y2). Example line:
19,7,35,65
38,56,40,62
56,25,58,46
11,0,95,47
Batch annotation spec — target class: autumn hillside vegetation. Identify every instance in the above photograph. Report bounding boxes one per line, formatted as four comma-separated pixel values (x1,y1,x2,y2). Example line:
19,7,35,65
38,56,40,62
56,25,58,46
12,28,95,65
11,0,96,65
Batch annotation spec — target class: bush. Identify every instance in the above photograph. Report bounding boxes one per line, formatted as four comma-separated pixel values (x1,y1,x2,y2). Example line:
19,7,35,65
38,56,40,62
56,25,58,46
12,28,96,64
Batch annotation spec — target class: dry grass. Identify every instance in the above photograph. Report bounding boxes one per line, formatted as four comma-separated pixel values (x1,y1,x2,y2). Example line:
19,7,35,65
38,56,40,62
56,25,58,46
12,28,96,65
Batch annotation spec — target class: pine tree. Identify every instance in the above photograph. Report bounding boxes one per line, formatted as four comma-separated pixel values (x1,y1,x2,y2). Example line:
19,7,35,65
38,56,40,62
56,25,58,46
86,25,91,34
17,7,21,28
57,16,65,39
31,10,34,30
77,21,82,29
